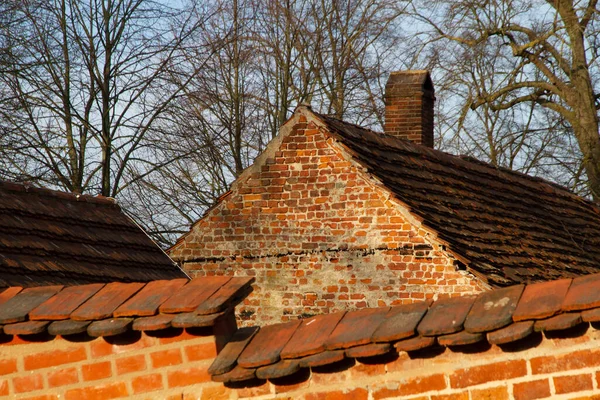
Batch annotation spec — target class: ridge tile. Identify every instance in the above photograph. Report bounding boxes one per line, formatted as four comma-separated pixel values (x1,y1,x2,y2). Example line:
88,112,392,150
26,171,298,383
464,285,523,332
238,320,301,368
562,273,600,311
70,282,145,321
29,283,104,320
280,311,345,359
114,279,188,317
372,301,430,342
513,279,571,321
417,296,476,336
324,307,389,350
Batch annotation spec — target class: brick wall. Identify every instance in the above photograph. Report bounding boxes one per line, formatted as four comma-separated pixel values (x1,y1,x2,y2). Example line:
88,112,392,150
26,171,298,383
220,325,600,399
171,111,487,326
0,329,228,399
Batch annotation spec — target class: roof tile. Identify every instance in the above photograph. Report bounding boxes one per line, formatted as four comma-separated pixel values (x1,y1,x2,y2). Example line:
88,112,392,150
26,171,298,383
345,343,391,358
464,285,523,332
212,365,256,383
487,321,534,345
562,273,600,311
513,279,571,321
171,312,224,328
438,331,484,346
280,312,345,359
238,320,301,368
48,320,90,336
114,279,188,317
324,307,389,350
209,326,259,376
29,283,104,320
159,277,231,313
534,313,582,332
195,277,254,315
256,359,300,380
297,350,345,368
0,286,63,324
417,296,475,336
70,282,144,321
132,314,175,331
87,318,133,337
394,336,436,352
3,320,49,335
371,302,429,342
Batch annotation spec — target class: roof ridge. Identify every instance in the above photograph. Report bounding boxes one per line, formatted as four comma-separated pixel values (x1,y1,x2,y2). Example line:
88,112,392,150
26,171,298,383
316,113,587,204
208,272,600,383
0,180,117,207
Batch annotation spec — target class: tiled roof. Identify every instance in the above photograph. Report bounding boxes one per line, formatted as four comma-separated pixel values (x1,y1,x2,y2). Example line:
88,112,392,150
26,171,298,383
0,180,186,286
208,272,600,383
0,276,253,337
317,113,600,286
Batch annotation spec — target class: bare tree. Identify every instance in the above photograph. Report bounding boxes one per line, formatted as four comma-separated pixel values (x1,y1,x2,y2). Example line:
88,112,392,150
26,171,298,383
0,0,211,197
413,0,600,201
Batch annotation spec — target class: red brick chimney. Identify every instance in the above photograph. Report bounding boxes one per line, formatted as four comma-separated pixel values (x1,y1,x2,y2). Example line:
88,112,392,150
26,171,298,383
384,70,435,147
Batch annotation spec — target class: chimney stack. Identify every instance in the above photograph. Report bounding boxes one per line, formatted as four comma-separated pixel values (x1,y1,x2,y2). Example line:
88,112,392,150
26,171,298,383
384,70,435,147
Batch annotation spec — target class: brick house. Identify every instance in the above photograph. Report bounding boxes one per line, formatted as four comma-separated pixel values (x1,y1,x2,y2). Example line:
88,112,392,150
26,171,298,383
169,71,600,326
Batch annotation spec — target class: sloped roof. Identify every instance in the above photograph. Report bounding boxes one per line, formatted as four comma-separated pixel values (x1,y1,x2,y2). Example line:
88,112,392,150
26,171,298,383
0,180,186,287
0,276,253,337
316,113,600,286
208,272,600,383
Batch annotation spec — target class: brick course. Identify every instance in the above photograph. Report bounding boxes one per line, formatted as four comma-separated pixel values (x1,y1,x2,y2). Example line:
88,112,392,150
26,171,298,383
171,111,487,325
0,322,599,398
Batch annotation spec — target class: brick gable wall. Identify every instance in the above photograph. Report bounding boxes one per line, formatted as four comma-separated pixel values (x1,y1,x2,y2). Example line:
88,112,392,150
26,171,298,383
171,111,487,326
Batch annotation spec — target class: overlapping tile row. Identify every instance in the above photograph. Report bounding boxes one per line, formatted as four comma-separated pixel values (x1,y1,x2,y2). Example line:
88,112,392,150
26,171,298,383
0,180,186,286
319,115,600,286
0,276,253,337
208,273,600,383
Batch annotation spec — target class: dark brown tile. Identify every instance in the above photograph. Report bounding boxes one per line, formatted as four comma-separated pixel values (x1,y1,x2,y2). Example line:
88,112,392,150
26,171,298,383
114,279,188,317
394,336,436,352
297,350,345,368
3,321,49,335
438,330,484,346
534,313,582,332
562,273,600,311
159,277,231,313
195,277,255,315
324,307,389,350
208,327,259,376
464,285,524,332
487,321,534,345
29,283,104,320
171,312,223,328
48,320,90,336
238,320,301,368
212,365,256,383
345,343,391,358
513,279,571,321
581,308,600,322
132,314,175,331
256,359,300,380
70,282,144,321
417,296,476,336
280,312,345,359
0,287,22,306
87,318,134,337
0,285,63,324
372,301,430,342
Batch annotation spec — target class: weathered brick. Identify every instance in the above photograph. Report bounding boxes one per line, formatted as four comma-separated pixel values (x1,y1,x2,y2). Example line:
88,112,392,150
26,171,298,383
48,367,78,387
131,373,163,394
305,388,369,400
185,342,217,362
65,382,128,399
167,366,210,387
115,354,146,375
553,373,593,394
151,348,183,368
24,346,86,370
82,361,112,381
470,386,509,400
0,359,17,375
450,360,527,388
372,374,446,398
13,373,44,393
513,379,550,400
531,349,600,374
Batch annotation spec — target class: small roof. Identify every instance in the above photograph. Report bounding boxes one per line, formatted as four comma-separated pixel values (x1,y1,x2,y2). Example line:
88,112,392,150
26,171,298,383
208,272,600,383
0,276,253,337
0,180,186,287
316,113,600,286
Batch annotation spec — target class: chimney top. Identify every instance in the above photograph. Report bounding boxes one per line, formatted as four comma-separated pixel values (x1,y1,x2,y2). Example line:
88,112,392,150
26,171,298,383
384,70,435,147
